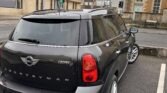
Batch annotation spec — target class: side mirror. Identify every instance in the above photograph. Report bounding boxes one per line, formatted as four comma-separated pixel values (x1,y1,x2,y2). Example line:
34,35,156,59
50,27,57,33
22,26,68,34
129,27,138,34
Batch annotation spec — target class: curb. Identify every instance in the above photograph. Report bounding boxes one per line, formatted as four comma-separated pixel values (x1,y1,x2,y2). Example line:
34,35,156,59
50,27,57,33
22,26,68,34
139,45,167,57
139,31,167,35
0,16,21,20
0,18,20,21
138,28,167,35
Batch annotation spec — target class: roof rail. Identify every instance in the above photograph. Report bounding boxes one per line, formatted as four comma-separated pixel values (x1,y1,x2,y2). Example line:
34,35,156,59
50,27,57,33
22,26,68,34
32,9,66,15
87,8,107,13
87,7,116,13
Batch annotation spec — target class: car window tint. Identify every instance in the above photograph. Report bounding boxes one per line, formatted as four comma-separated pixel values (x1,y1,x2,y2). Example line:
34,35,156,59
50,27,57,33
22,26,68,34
110,15,127,32
79,20,89,46
92,18,107,43
102,16,119,39
12,19,80,46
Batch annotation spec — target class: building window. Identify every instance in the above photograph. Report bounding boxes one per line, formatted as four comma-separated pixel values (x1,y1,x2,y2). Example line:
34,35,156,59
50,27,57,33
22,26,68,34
0,0,22,8
153,0,161,13
16,0,23,9
136,0,143,2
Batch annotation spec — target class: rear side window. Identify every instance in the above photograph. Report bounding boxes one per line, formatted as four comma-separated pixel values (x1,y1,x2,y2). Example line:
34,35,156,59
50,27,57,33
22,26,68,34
110,15,127,32
79,20,90,46
102,16,119,39
92,18,107,44
12,19,80,46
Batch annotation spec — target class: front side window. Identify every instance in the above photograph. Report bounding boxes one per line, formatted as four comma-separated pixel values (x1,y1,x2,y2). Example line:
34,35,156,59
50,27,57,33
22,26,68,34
79,20,90,46
12,19,80,46
110,15,127,32
136,0,143,2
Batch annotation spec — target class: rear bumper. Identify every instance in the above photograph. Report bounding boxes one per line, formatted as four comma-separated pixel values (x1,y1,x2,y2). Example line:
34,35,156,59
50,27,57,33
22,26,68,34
0,76,103,93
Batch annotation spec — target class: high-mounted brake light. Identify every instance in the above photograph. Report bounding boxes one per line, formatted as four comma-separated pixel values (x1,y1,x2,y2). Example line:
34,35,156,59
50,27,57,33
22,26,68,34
82,54,98,83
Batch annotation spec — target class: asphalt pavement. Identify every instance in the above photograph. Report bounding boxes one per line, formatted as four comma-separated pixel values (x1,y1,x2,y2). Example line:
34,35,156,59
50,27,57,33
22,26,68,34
0,20,17,42
136,29,167,48
119,55,167,93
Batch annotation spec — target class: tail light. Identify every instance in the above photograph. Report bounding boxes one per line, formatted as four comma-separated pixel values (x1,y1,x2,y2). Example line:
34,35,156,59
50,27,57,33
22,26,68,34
82,54,98,83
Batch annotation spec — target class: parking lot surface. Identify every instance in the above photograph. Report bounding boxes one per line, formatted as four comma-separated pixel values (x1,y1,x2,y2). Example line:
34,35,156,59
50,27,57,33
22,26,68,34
118,55,167,93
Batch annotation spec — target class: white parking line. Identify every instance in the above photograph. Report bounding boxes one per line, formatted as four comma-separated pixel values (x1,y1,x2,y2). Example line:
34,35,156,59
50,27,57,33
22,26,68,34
157,64,166,93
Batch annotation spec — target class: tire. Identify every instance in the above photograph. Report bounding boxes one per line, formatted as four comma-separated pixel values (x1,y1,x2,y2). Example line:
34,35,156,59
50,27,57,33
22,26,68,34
106,75,118,93
127,44,139,64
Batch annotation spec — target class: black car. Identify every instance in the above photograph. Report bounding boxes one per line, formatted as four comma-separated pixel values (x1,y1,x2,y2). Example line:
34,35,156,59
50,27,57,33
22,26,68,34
0,8,139,93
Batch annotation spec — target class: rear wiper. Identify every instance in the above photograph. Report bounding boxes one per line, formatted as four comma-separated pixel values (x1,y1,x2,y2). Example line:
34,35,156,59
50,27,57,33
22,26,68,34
18,38,40,44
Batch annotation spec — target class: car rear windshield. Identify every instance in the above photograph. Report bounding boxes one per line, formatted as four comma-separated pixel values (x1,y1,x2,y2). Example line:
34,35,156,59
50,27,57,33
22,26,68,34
11,19,80,46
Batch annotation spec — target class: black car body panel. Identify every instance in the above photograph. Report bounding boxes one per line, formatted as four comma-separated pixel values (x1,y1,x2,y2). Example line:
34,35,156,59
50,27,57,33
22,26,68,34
0,8,136,93
1,41,79,92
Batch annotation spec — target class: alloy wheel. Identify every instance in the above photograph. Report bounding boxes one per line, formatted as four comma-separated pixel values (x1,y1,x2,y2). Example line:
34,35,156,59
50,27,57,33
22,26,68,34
127,45,139,63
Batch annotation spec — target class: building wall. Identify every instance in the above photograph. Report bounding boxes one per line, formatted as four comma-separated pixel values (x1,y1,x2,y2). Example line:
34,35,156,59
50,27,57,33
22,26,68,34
124,0,135,12
143,0,153,13
22,0,36,14
161,9,167,23
161,0,167,11
43,0,52,9
124,0,167,13
0,0,81,16
112,0,119,8
143,0,167,13
0,8,22,15
64,0,81,10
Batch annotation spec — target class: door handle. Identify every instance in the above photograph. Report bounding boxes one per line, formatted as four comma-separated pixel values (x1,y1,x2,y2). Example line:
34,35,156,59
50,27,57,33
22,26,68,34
116,50,121,54
105,42,113,47
125,40,129,44
105,43,110,47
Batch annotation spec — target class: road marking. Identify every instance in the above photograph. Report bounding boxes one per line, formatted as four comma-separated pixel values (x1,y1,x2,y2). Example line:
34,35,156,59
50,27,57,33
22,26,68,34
157,63,166,93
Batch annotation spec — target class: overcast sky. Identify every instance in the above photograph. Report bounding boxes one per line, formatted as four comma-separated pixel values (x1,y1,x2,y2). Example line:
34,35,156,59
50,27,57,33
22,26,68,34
0,0,16,8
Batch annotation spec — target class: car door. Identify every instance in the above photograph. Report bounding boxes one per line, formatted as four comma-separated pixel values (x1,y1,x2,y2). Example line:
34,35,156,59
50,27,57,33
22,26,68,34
90,17,121,79
102,15,129,78
111,14,129,76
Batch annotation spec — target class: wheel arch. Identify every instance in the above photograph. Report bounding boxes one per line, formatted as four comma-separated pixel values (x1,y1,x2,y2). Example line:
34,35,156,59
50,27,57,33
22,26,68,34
99,66,119,93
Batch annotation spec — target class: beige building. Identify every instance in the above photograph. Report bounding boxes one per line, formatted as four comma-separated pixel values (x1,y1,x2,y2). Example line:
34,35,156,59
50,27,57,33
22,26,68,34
81,0,97,8
0,0,81,16
124,0,167,13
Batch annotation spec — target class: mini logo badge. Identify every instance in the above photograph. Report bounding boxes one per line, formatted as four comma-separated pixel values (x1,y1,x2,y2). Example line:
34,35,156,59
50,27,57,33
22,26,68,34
21,56,39,67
